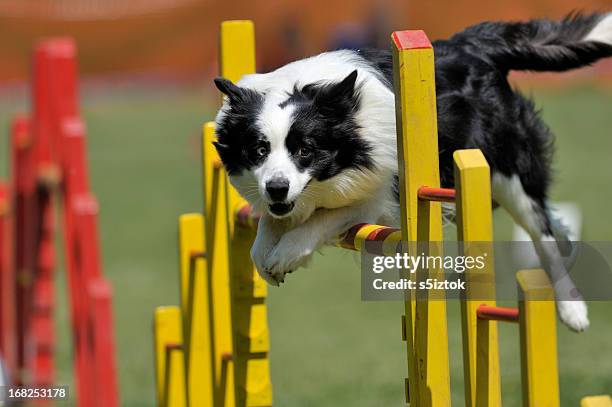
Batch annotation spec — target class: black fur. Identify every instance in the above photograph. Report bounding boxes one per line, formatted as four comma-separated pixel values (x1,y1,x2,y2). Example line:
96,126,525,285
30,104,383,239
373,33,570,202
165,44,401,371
283,70,374,180
360,12,612,226
355,48,394,90
451,13,612,72
213,78,268,175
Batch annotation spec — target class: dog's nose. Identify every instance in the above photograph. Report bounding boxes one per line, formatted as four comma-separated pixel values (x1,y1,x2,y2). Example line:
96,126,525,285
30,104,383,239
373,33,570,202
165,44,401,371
266,178,289,202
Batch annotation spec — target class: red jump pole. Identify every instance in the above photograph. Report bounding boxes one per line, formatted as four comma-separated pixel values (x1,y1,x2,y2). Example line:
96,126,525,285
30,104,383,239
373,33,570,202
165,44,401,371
11,115,34,386
476,305,520,323
89,279,119,407
30,189,55,387
61,104,118,407
67,183,118,407
0,183,18,384
417,186,456,203
62,128,95,405
28,38,79,389
32,37,78,168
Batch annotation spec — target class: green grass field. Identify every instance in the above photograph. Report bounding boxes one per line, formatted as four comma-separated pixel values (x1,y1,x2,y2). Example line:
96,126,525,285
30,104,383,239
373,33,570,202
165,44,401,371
1,85,611,406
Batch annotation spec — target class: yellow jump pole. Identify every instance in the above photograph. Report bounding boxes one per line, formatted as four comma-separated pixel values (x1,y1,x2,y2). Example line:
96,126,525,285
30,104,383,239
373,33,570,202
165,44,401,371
203,151,236,407
218,20,256,228
219,20,273,406
198,20,259,407
454,149,501,407
517,269,560,407
154,306,186,407
203,122,217,218
178,213,214,406
392,30,450,406
229,214,272,407
164,345,187,407
581,396,612,407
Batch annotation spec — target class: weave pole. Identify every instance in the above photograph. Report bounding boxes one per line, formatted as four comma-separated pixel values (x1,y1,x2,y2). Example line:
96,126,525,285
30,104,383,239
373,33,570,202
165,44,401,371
454,149,501,407
517,269,560,407
0,183,17,386
154,306,185,407
179,213,214,406
581,396,612,407
219,21,273,407
392,30,450,406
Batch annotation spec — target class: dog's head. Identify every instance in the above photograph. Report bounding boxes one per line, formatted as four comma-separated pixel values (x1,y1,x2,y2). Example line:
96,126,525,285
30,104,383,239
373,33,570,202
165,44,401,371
213,70,373,221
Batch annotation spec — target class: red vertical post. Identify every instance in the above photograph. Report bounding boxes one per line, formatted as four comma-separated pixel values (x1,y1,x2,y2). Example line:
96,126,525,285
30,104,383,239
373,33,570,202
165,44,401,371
89,279,119,407
30,188,55,387
61,120,94,407
11,115,34,385
60,118,89,197
28,39,64,389
32,43,54,169
75,194,100,407
32,37,78,168
0,183,18,384
28,37,79,392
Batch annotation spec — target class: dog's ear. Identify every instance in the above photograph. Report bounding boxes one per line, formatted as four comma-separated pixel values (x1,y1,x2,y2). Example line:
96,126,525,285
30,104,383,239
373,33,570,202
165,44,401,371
313,70,359,115
212,140,229,154
214,77,246,103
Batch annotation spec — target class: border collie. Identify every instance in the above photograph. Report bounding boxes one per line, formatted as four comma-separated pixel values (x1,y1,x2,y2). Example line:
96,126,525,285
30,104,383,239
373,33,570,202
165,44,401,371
213,13,612,331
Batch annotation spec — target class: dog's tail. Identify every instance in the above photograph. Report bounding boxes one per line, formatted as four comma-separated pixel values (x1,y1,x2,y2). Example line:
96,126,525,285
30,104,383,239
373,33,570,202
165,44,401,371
454,12,612,72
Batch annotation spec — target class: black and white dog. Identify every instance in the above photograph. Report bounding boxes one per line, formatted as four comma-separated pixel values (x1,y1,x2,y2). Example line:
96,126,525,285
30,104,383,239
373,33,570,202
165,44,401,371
213,13,612,331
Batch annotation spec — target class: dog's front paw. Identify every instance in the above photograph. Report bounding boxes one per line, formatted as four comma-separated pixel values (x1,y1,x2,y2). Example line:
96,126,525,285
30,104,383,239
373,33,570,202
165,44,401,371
262,233,317,284
251,239,280,287
557,300,589,332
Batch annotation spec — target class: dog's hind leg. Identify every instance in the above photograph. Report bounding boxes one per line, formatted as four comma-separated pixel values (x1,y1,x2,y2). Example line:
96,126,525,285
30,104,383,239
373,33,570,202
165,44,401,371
547,207,574,256
492,172,589,331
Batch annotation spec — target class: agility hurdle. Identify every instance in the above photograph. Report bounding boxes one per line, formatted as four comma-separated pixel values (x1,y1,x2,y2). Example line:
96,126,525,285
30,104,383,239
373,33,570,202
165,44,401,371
0,38,119,406
153,21,610,407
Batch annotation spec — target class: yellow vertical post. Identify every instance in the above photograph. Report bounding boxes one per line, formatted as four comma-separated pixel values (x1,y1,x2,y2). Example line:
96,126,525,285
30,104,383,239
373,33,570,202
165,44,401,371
219,20,256,221
454,149,501,407
179,214,214,406
517,269,560,407
202,122,217,218
219,21,255,84
581,396,612,407
164,346,187,407
219,20,273,406
230,221,272,407
391,30,450,407
206,154,236,407
154,306,186,407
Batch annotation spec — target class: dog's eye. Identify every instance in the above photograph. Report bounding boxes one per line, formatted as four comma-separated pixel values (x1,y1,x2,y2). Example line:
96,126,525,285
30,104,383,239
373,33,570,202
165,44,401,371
255,145,268,157
298,147,312,158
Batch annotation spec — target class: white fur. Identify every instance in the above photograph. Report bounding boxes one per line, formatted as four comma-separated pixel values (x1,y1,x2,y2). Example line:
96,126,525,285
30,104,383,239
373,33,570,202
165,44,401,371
253,100,312,213
584,13,612,45
492,173,589,331
492,174,543,236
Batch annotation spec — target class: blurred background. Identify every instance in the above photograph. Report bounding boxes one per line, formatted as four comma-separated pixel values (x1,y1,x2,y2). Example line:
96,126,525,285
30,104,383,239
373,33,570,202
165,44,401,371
0,0,611,405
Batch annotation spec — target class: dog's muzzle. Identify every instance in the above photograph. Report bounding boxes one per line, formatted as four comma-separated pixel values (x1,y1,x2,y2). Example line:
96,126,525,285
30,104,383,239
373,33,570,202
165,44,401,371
269,202,295,216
